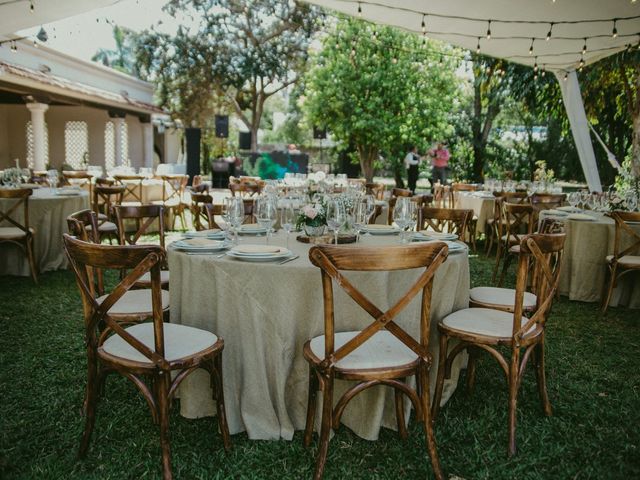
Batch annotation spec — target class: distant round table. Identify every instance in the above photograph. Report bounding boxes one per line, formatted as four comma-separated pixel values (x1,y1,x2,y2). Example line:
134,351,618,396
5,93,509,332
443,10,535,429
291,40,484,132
0,187,89,277
167,231,470,441
456,192,495,235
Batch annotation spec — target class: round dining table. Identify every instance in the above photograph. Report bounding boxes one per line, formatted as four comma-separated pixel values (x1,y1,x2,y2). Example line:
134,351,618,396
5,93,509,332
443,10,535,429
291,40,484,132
0,186,89,277
456,191,496,235
540,210,640,308
167,230,470,441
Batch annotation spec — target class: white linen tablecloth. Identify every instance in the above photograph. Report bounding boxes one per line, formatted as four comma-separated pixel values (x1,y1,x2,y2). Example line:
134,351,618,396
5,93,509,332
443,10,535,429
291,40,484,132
0,187,89,276
456,192,495,235
167,230,470,440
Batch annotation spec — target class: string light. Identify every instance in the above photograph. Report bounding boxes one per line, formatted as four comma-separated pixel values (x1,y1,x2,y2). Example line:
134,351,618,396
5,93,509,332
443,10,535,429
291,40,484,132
421,14,426,34
612,19,618,38
529,38,535,55
357,2,362,18
11,41,17,52
476,37,481,54
582,38,587,55
392,56,397,64
29,0,34,13
534,57,539,72
564,72,568,81
541,65,547,77
486,20,491,40
546,23,553,41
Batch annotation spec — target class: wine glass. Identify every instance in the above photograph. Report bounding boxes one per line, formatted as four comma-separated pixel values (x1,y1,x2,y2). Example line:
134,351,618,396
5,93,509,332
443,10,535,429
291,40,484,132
353,201,369,242
256,196,277,244
326,200,346,245
568,192,580,210
393,197,412,243
280,204,295,248
46,169,58,189
625,192,638,212
225,197,245,244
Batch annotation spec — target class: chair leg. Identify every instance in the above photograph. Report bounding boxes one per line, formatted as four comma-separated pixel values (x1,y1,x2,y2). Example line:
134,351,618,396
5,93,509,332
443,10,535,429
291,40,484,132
466,348,479,395
420,364,444,480
534,336,553,417
492,242,503,282
78,351,99,459
156,371,173,480
26,236,38,283
485,226,494,256
601,265,616,315
431,332,448,421
212,354,231,451
498,252,513,287
395,385,408,440
313,373,333,480
303,366,319,447
507,348,521,457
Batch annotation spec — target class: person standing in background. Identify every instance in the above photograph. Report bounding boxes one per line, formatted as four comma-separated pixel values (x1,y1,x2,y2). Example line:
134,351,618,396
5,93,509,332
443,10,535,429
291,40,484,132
429,142,450,185
404,145,421,194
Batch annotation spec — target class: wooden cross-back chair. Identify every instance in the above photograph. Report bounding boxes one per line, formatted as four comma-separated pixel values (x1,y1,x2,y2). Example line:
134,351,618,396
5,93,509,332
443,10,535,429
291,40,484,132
530,194,567,223
63,171,93,197
419,206,473,239
154,174,188,230
433,232,566,457
303,243,449,480
485,192,529,256
189,183,209,194
204,203,224,230
432,184,452,208
601,211,640,314
63,235,230,480
92,185,124,243
386,194,425,225
114,204,170,290
365,182,385,200
229,182,262,198
113,174,144,206
449,183,477,208
0,187,37,282
495,203,535,285
67,209,104,294
190,193,214,231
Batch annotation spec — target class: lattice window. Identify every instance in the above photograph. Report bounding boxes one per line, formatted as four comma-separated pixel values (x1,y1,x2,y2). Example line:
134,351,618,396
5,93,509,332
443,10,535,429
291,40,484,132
121,121,129,167
64,121,89,169
25,121,49,169
105,121,115,171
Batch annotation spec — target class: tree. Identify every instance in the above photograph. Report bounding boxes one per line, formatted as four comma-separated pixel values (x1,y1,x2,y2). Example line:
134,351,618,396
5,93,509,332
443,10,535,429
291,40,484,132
92,26,139,77
305,18,459,182
136,0,319,151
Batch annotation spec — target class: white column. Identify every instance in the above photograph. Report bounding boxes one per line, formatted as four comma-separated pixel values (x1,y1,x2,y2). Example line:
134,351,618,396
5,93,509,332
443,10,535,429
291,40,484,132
26,102,49,171
555,71,602,192
112,117,125,166
141,121,154,168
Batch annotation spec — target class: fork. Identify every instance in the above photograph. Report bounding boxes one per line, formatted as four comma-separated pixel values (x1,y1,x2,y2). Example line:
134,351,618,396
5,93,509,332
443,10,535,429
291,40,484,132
277,255,299,265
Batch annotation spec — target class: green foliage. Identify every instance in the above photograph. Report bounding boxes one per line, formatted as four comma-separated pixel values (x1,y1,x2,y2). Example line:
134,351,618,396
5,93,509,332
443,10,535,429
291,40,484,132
92,26,140,77
305,17,460,182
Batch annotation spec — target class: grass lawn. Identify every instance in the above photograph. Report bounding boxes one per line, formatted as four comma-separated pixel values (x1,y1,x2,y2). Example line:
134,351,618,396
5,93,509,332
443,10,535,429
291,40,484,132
1,254,639,479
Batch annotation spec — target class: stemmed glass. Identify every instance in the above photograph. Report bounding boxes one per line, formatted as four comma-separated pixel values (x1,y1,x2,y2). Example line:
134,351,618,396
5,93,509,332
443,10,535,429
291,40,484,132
568,192,580,210
256,196,277,245
626,192,638,212
46,169,58,189
280,204,295,248
326,200,346,245
393,197,415,243
225,197,245,245
353,201,369,242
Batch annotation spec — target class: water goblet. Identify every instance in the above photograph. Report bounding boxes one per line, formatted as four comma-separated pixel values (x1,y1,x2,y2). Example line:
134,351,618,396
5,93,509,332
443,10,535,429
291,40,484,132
280,204,295,248
326,200,346,245
256,196,277,244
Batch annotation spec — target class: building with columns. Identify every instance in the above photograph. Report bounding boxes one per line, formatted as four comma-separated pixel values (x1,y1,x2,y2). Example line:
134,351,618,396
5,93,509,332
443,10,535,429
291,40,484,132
0,38,182,172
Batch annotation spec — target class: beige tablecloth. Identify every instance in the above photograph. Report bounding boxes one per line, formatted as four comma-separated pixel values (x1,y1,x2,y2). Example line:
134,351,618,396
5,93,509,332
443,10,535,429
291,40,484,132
0,187,89,276
168,231,470,440
456,192,495,235
540,211,640,307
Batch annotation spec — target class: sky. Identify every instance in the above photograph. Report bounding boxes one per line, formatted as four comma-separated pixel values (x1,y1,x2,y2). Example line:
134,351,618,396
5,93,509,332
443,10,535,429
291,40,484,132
18,0,187,62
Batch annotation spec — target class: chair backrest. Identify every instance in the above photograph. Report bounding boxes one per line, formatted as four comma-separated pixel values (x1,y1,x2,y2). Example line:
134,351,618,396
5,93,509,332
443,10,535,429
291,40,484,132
229,182,262,198
450,183,477,208
191,193,214,231
365,182,385,200
512,233,566,340
530,194,567,222
391,188,412,198
67,209,99,243
204,203,223,229
0,188,33,236
503,203,534,243
419,206,472,238
538,217,565,234
63,234,170,369
308,242,448,366
189,183,209,194
95,177,115,186
114,204,165,250
160,174,188,203
609,211,640,262
113,175,144,204
493,191,528,202
93,185,125,220
62,171,92,194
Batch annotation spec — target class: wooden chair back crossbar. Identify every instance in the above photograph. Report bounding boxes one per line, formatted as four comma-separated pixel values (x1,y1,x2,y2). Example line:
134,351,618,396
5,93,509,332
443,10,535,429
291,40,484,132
419,207,472,238
503,203,534,243
114,175,144,204
63,171,93,196
160,175,187,204
611,211,640,260
204,203,223,230
115,204,166,249
309,244,448,366
229,182,262,198
190,193,213,231
67,209,99,243
0,187,32,233
93,185,125,219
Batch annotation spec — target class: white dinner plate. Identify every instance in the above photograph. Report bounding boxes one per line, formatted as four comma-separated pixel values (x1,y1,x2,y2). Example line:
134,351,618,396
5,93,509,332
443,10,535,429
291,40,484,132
444,241,468,254
55,188,83,196
363,225,400,235
557,206,581,212
544,209,568,216
418,231,458,241
183,229,226,239
567,213,596,222
173,239,230,251
238,224,269,235
226,247,292,262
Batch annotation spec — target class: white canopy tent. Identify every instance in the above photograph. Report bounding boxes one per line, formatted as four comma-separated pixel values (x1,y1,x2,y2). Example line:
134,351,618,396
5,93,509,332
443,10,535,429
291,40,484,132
303,0,640,191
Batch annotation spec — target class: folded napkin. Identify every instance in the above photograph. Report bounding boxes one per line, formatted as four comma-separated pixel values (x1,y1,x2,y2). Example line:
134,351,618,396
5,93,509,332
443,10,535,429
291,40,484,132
557,206,579,212
567,213,595,221
181,238,223,247
366,224,396,230
545,209,568,216
240,223,265,231
232,245,283,254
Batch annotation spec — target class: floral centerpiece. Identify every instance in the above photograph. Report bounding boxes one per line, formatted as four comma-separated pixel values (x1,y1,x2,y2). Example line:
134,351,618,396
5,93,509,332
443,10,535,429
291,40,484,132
533,160,556,187
609,155,640,211
296,202,327,236
1,167,24,187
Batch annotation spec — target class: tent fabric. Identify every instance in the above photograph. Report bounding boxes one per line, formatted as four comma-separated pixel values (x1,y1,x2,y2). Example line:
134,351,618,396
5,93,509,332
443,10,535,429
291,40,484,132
555,71,602,192
0,0,123,36
303,1,640,72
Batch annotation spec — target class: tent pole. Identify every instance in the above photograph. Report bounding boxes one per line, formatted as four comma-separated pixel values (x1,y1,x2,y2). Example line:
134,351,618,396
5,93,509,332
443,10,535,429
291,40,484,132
555,71,602,192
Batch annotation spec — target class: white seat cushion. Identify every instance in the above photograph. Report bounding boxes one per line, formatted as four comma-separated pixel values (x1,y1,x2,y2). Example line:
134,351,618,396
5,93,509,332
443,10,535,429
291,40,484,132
137,270,171,284
85,221,117,233
102,322,217,364
0,226,33,239
470,286,537,309
310,331,417,370
605,255,640,267
501,234,520,244
97,289,170,315
442,308,535,338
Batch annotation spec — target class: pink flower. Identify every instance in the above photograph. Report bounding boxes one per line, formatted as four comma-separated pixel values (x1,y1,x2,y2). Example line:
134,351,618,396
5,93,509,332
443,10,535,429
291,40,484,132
303,205,318,220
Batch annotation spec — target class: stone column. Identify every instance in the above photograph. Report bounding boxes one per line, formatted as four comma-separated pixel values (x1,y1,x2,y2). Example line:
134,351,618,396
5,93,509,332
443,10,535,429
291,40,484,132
141,121,154,168
112,117,126,167
26,102,49,171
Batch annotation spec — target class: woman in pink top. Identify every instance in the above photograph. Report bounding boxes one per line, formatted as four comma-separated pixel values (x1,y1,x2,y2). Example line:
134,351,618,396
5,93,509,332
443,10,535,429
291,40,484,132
429,142,450,185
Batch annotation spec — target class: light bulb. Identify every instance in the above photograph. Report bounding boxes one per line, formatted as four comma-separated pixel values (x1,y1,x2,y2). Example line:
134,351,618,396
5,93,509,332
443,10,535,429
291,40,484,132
476,37,481,54
582,39,587,55
612,20,618,38
486,20,491,40
546,23,553,41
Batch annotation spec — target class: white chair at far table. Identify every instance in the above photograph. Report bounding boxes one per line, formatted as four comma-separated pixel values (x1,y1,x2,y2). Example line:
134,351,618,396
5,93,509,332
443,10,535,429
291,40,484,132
602,210,640,314
432,232,565,458
303,242,449,480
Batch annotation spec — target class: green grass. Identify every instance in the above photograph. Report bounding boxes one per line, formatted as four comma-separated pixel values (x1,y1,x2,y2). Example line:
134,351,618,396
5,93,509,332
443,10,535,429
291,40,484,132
1,255,639,479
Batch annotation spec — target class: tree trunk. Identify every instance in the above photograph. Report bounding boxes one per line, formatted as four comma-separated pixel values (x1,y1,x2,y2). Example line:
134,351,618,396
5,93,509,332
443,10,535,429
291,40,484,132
394,164,405,188
250,125,259,152
358,145,377,182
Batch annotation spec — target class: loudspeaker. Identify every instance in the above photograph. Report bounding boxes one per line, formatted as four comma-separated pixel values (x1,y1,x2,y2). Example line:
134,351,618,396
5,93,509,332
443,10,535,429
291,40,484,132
185,128,201,185
313,127,327,139
239,131,252,150
215,115,229,138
